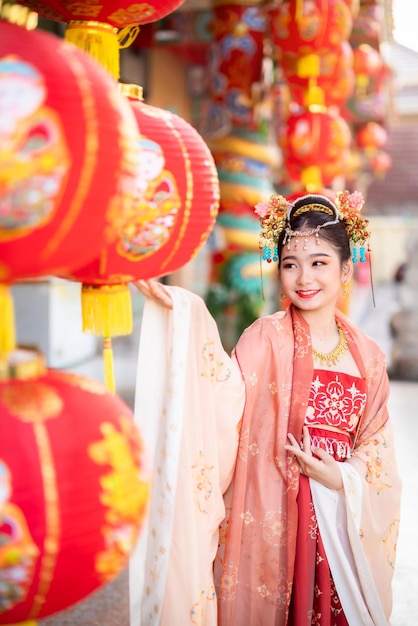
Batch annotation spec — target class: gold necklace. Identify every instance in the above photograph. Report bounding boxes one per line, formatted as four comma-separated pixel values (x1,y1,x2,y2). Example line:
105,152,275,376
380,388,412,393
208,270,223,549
312,323,348,367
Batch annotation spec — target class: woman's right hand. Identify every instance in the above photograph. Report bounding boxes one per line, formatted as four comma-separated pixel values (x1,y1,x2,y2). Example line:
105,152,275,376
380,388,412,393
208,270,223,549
133,279,173,309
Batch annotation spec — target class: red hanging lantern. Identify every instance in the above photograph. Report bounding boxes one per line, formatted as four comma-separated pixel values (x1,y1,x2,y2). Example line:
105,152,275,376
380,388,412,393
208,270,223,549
282,108,352,191
352,43,383,95
370,149,392,177
281,41,354,108
355,121,388,154
0,22,139,284
0,21,139,358
208,2,266,129
60,85,219,392
14,0,187,78
269,0,352,56
0,348,148,624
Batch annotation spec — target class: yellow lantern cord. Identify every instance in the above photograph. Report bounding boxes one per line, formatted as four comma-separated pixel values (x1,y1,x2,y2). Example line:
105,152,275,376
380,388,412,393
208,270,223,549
81,284,133,394
65,22,140,80
103,336,116,394
65,20,120,79
0,284,16,360
301,165,323,193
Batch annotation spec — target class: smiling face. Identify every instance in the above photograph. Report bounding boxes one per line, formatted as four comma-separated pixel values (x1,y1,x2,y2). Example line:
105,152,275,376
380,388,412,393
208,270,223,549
279,234,352,319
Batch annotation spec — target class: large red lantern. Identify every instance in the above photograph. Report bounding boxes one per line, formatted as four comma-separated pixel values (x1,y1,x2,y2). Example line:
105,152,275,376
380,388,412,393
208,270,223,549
60,85,219,391
0,348,148,623
269,0,352,56
0,21,139,284
14,0,187,78
283,108,352,191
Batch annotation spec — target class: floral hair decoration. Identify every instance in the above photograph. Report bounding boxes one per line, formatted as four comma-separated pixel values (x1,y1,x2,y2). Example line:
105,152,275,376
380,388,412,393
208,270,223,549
254,189,370,264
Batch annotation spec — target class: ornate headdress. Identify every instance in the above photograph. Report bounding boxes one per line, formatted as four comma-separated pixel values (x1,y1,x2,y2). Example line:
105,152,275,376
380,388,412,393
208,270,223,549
254,190,370,264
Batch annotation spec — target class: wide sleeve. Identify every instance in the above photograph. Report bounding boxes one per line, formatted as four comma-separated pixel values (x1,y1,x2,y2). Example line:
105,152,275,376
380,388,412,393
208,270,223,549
129,286,245,626
311,345,401,625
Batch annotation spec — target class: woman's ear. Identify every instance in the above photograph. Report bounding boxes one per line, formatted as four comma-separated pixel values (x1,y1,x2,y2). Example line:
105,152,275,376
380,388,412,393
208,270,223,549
342,259,354,283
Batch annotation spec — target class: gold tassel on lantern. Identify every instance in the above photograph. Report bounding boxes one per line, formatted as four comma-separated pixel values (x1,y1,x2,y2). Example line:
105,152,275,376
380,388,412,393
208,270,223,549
103,337,116,395
81,284,132,393
0,284,16,360
65,21,140,80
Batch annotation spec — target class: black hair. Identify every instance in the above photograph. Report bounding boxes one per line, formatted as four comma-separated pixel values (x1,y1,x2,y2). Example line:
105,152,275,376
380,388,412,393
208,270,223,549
277,194,350,267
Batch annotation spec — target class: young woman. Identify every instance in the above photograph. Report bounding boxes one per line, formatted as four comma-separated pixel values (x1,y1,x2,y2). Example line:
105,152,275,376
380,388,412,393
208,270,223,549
131,191,401,626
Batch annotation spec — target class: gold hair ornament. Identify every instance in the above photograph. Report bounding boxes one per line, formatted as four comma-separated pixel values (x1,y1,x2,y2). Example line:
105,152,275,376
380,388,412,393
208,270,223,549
254,190,370,264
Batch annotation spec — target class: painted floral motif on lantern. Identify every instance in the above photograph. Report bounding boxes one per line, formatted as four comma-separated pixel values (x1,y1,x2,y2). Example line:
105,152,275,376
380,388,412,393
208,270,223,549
88,418,149,581
0,56,70,238
0,459,39,614
118,136,180,259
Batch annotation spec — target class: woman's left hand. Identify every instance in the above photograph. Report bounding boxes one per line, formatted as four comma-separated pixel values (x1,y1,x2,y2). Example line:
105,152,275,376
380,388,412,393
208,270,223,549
285,426,343,491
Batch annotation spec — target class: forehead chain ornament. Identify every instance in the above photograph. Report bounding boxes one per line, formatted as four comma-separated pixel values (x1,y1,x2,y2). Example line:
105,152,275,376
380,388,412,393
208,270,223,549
254,190,370,264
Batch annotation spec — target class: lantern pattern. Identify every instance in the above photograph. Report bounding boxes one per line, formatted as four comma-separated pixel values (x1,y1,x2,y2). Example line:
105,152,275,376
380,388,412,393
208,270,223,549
14,0,187,78
0,349,148,624
282,109,352,191
207,3,266,132
0,21,140,283
15,0,186,26
281,42,355,108
66,87,220,286
269,0,352,56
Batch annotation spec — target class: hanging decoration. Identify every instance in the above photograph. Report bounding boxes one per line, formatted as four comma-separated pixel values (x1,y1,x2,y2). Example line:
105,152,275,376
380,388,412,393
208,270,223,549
269,0,352,56
0,347,148,624
281,42,355,109
282,108,352,191
61,84,219,393
13,0,187,78
205,1,266,136
0,21,139,358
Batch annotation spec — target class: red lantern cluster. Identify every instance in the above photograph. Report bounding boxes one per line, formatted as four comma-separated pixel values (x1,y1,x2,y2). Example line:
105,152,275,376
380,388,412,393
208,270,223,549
0,21,139,283
268,0,355,191
0,349,148,623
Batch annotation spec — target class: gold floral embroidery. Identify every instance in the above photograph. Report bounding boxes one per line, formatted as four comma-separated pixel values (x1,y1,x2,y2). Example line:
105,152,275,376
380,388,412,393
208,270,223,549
241,510,255,525
201,340,231,384
260,510,287,548
383,518,400,569
192,452,214,513
292,325,311,360
358,434,392,493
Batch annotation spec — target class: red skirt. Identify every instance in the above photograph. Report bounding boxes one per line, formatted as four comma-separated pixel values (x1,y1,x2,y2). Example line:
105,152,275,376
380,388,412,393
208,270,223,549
288,475,348,626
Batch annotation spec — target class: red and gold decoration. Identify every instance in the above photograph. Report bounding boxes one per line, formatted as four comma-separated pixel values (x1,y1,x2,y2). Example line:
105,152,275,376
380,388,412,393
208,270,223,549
281,41,355,109
269,0,352,56
0,348,148,623
282,108,352,191
61,84,219,392
0,21,140,357
206,1,266,134
14,0,187,78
